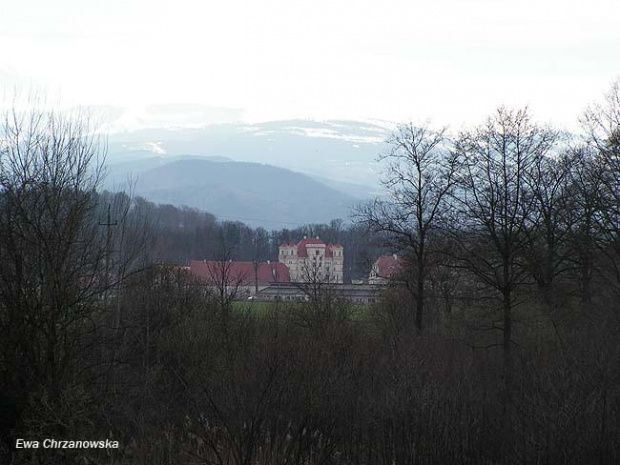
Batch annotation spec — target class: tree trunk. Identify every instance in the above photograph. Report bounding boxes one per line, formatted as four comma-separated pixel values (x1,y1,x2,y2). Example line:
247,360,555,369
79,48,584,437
579,211,594,308
502,287,513,400
502,254,513,396
415,256,425,332
416,267,424,332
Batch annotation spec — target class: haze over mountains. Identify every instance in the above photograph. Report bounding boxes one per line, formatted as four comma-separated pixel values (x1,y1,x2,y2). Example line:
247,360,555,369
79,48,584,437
104,119,392,226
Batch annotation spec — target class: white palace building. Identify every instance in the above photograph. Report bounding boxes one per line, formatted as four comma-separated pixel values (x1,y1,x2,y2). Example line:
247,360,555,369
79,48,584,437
278,236,344,284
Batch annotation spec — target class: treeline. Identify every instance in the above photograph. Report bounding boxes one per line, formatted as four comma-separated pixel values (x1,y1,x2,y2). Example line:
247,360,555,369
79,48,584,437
1,82,620,464
97,192,380,282
357,91,620,358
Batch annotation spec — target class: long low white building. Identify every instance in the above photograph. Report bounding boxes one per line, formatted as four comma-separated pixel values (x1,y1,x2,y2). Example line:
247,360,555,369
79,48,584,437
255,282,382,305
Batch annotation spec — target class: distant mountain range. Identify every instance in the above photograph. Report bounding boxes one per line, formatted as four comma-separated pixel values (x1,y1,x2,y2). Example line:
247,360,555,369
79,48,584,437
104,156,361,227
106,119,392,187
104,119,393,227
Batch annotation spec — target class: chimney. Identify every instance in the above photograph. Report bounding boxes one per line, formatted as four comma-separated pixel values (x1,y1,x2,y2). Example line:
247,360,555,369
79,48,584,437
315,236,319,240
267,260,270,264
393,254,398,260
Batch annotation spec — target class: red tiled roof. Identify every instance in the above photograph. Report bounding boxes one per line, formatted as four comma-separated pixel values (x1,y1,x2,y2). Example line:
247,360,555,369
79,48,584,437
299,238,325,244
374,255,401,278
280,237,343,258
324,243,343,257
296,238,322,257
189,260,290,285
296,238,324,254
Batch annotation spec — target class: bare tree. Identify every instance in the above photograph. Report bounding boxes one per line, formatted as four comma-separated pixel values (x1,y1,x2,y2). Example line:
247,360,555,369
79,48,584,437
563,145,605,306
581,79,620,293
522,145,572,299
582,79,620,158
297,252,343,297
0,105,109,440
451,107,559,378
357,122,459,332
203,245,250,333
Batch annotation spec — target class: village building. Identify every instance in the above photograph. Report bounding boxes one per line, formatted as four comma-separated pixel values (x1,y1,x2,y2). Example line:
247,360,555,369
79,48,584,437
185,240,401,305
279,236,344,283
188,259,290,297
256,282,380,305
369,254,401,284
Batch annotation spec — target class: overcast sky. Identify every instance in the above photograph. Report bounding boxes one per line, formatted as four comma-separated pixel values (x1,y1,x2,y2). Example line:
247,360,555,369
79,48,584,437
1,0,619,130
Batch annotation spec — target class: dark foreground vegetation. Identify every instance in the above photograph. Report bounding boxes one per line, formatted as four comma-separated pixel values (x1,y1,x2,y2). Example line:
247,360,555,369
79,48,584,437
2,81,620,464
4,270,620,465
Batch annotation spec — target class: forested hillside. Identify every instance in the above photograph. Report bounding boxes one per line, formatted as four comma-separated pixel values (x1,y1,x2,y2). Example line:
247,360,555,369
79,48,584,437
105,158,359,227
97,191,379,282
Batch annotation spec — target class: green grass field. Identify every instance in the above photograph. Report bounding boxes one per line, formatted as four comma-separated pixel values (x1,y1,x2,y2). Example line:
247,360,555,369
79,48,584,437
230,299,372,321
231,300,276,315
